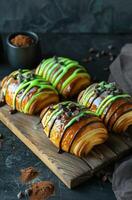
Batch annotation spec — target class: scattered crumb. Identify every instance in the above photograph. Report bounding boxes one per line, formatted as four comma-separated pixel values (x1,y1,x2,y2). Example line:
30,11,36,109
17,191,25,199
103,67,109,71
108,44,114,50
29,181,55,200
20,166,39,183
89,47,97,53
102,175,108,182
25,188,32,197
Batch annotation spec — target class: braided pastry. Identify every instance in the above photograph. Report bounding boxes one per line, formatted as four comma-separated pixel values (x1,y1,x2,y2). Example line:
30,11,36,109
0,69,59,114
41,101,108,157
78,81,132,133
35,57,91,98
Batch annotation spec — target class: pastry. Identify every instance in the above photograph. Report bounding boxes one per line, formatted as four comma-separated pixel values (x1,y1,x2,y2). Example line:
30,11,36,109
0,69,59,114
35,57,91,98
78,81,132,133
41,101,108,157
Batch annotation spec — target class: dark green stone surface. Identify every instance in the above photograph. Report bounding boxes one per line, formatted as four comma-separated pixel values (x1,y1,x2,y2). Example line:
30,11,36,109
0,1,132,33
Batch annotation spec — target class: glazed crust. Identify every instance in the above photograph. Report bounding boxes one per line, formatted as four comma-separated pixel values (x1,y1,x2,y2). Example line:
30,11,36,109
1,70,59,114
41,102,108,157
35,57,91,98
78,82,132,133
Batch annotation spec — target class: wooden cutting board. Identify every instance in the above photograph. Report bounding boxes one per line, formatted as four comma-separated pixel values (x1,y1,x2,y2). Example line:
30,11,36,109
0,104,132,189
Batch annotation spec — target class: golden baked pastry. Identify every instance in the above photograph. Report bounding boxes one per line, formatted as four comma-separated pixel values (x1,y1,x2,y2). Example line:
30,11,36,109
0,69,59,114
41,101,108,157
35,57,91,98
78,81,132,133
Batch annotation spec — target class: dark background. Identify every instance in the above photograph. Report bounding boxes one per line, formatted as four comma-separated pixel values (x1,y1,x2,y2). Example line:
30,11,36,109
0,0,132,33
0,1,132,200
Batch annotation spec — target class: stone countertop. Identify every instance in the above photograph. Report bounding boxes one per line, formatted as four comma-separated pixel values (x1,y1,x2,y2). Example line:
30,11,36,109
1,33,132,200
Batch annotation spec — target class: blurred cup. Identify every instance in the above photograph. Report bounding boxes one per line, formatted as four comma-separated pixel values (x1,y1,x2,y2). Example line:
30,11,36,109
6,31,41,69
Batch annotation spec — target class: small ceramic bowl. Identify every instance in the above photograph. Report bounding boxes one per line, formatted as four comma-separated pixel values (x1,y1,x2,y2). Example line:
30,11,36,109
6,31,41,68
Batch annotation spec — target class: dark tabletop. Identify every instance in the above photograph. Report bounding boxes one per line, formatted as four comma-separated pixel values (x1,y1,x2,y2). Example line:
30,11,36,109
1,33,132,200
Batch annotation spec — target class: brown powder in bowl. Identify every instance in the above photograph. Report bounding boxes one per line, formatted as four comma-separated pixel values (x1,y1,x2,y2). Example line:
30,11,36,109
20,166,39,183
10,34,34,47
29,181,55,200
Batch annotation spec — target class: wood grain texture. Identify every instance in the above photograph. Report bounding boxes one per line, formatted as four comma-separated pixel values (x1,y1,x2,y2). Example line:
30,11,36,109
0,104,132,188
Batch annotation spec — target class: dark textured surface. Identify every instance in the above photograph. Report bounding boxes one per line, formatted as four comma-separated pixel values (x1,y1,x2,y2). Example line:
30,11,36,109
0,0,132,33
0,122,116,200
1,33,132,200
